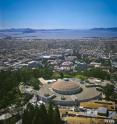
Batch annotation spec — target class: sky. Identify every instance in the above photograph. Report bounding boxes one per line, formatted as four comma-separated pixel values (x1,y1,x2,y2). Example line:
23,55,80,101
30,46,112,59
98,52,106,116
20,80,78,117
0,0,117,29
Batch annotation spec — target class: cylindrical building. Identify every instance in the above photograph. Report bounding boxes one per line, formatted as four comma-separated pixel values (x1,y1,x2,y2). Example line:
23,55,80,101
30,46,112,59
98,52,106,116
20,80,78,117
52,79,81,95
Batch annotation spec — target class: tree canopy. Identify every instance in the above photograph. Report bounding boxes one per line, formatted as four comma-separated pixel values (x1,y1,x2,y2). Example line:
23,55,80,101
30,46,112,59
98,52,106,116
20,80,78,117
22,103,62,124
0,66,53,108
103,84,114,100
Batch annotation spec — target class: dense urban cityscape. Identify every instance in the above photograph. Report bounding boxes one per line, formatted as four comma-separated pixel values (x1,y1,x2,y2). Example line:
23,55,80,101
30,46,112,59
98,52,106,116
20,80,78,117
0,36,117,124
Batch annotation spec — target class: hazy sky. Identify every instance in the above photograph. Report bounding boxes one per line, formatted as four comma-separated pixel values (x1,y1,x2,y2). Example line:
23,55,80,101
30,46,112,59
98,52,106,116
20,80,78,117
0,0,117,29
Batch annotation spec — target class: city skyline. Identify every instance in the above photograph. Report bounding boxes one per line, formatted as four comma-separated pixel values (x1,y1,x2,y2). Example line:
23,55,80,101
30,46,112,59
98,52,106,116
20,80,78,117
0,0,117,29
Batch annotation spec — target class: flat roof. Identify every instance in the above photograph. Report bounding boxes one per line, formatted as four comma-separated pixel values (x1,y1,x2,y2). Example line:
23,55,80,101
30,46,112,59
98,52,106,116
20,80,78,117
98,107,107,114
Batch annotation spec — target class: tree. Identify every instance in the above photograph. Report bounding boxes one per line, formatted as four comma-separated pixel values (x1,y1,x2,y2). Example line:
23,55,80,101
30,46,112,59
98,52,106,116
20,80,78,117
32,106,42,124
53,106,61,124
111,72,117,81
22,103,35,124
29,77,40,90
60,72,64,79
0,70,21,108
20,67,33,84
22,102,62,124
39,104,48,124
48,102,54,124
81,68,110,80
103,84,114,100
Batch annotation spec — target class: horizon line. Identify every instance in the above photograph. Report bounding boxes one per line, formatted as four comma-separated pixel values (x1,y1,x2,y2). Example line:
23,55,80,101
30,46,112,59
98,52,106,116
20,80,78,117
1,27,117,30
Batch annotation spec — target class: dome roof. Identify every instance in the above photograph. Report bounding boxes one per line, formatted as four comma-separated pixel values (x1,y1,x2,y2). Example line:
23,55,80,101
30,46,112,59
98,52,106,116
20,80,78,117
52,79,80,92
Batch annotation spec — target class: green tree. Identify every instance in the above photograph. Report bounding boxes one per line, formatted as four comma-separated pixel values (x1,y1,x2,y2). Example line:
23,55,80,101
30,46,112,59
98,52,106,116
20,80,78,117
32,106,42,124
111,72,117,81
60,72,64,79
53,106,61,124
39,104,48,124
48,102,54,124
103,84,114,100
22,103,35,124
81,68,110,80
22,102,62,124
29,77,40,90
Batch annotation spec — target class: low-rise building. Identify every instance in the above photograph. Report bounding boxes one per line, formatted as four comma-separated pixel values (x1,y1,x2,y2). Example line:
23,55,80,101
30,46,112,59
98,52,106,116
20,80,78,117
98,107,108,116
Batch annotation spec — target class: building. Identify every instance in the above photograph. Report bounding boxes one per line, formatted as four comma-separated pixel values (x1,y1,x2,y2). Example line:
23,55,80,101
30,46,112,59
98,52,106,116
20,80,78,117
52,79,81,95
28,61,42,68
98,107,108,116
39,78,101,106
61,61,74,71
90,62,101,68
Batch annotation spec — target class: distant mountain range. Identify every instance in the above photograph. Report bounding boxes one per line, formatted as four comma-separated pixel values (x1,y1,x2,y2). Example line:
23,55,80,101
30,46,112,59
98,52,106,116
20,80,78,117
0,27,117,39
0,28,36,33
0,27,117,33
91,27,117,32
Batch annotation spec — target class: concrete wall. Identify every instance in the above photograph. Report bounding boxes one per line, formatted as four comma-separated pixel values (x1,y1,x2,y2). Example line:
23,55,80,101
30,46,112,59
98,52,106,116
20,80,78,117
52,87,81,95
38,93,102,106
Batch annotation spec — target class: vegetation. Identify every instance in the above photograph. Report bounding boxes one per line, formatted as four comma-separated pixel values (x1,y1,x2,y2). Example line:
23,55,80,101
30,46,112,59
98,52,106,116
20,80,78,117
110,72,117,81
22,103,62,124
101,59,111,66
52,68,109,80
29,77,40,90
0,67,53,109
111,92,117,101
52,71,87,80
80,68,110,80
103,84,114,100
0,70,22,108
52,72,62,79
